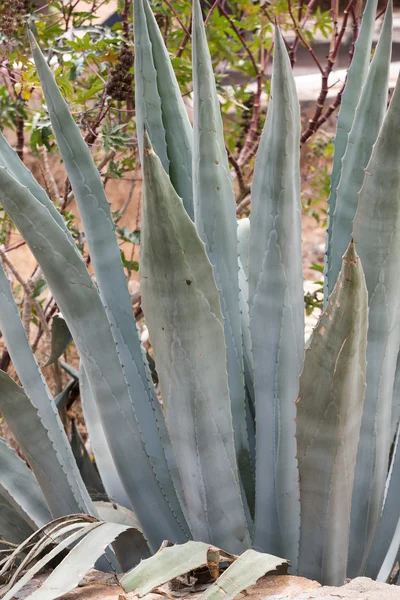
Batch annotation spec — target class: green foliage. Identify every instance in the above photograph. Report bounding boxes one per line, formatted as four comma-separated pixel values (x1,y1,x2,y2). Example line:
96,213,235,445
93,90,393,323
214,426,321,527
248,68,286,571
0,0,399,597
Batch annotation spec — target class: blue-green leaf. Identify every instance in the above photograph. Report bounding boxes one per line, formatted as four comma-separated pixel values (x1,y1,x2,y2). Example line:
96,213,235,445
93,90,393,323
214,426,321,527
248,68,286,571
29,32,188,533
324,0,378,301
0,168,188,551
249,28,303,570
0,260,93,517
0,370,92,518
140,134,250,554
349,75,400,577
192,0,253,517
136,0,194,218
297,242,368,586
327,1,392,294
0,438,51,530
365,424,400,580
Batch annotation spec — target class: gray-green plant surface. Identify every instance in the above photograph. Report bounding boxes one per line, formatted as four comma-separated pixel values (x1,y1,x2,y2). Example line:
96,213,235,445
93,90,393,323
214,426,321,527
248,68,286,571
0,0,399,594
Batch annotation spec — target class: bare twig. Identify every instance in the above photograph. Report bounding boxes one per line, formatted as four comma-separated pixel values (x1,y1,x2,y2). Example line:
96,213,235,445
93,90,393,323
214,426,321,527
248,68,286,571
41,147,61,204
162,0,191,37
205,0,221,26
16,115,24,161
300,0,356,143
227,147,250,201
115,149,140,223
0,250,49,340
236,194,251,215
237,40,273,169
289,0,318,67
176,16,192,58
217,4,259,76
287,0,324,75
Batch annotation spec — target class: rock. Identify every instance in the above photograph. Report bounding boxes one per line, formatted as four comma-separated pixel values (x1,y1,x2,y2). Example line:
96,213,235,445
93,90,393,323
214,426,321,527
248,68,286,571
262,576,400,599
12,573,400,600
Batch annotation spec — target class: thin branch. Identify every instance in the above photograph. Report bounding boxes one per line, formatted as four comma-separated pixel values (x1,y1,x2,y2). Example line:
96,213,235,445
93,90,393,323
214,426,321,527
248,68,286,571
227,147,250,200
217,4,259,76
176,15,192,58
287,0,324,75
236,194,251,215
41,147,61,203
115,149,140,223
0,250,49,339
162,0,191,37
290,0,318,66
300,0,356,143
237,43,273,169
205,0,221,26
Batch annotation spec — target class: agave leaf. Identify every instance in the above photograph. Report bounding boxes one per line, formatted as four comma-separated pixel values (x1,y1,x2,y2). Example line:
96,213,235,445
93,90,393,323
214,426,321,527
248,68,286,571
0,370,95,519
54,378,76,411
0,131,74,243
377,518,400,583
192,0,253,516
140,134,250,554
121,541,236,595
59,360,79,379
95,501,151,570
249,28,303,569
79,364,133,510
237,218,250,280
237,219,255,466
349,75,400,577
0,168,188,550
325,0,379,298
29,34,187,528
135,0,194,218
198,549,288,600
237,219,252,390
0,438,51,529
44,314,72,366
0,261,93,516
134,0,169,171
0,497,35,546
365,424,400,580
297,242,368,586
70,419,106,499
10,522,129,600
327,1,393,294
391,350,400,443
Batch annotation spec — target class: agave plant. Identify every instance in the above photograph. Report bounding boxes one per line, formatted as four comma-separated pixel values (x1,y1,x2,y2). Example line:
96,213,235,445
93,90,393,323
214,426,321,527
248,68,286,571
0,0,399,596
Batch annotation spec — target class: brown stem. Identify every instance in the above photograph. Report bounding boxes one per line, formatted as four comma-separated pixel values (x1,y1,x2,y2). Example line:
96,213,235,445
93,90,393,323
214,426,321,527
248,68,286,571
300,0,356,143
176,16,192,58
205,0,221,25
16,115,24,161
287,0,324,75
41,147,61,203
227,147,250,201
290,0,318,66
162,0,191,37
217,4,259,76
237,44,272,169
237,75,262,168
